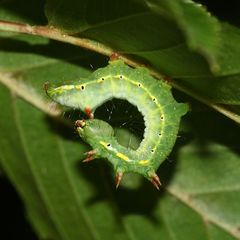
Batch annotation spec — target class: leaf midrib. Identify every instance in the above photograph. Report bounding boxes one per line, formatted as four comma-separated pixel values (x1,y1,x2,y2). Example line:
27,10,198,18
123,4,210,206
166,186,240,239
11,94,69,240
56,137,101,240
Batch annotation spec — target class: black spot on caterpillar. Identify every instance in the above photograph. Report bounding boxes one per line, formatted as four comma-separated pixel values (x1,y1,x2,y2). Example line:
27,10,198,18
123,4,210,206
46,60,188,189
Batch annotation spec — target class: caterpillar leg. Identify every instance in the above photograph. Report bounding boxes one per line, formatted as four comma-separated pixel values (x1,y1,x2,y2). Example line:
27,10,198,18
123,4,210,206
150,173,162,190
115,171,123,189
75,119,86,128
82,150,97,163
85,106,94,119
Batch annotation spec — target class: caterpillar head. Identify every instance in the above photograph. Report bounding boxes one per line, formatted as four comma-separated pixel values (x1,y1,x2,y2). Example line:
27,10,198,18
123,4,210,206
75,119,114,143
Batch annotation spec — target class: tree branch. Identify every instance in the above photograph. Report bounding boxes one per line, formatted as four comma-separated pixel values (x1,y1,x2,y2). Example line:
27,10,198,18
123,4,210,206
0,20,240,124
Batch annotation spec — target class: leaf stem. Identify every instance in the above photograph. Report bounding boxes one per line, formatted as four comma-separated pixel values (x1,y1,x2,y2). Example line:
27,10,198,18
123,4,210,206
0,20,139,68
0,20,240,124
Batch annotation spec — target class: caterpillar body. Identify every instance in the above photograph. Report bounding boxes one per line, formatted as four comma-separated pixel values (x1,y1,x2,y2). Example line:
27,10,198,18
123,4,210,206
46,60,188,189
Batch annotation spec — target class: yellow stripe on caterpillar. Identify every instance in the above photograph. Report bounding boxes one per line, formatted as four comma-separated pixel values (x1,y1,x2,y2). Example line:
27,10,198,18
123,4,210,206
138,160,149,165
61,85,74,90
116,152,130,162
97,78,104,83
53,85,74,94
99,141,109,148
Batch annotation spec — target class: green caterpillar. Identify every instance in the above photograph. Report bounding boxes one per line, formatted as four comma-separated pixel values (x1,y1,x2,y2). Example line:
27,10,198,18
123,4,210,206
46,60,188,189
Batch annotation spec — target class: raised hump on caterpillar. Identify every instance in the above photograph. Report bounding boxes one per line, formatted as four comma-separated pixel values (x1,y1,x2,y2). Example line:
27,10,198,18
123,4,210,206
46,59,188,190
109,52,121,61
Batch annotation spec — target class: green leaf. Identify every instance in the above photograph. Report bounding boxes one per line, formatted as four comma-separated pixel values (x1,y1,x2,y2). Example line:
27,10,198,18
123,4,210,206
139,0,221,72
164,112,240,240
45,0,145,33
0,0,46,24
177,23,240,105
1,84,240,239
0,85,61,239
44,0,240,107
